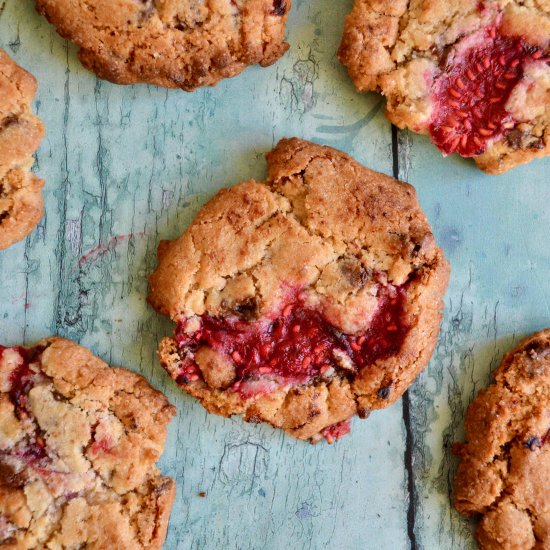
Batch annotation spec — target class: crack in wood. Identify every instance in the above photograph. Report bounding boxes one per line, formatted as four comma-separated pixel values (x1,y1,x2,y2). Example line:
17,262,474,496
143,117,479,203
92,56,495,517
393,124,418,550
403,391,418,550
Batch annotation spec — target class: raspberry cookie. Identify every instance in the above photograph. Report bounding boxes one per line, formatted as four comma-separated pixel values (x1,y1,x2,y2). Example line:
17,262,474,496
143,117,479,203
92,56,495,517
0,338,176,549
0,49,45,250
338,1,550,174
35,0,291,90
453,330,550,549
148,138,449,443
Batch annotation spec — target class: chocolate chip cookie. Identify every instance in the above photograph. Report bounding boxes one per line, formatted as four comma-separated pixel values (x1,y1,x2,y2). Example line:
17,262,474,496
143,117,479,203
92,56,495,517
36,0,291,90
338,1,550,174
148,138,450,443
0,338,176,549
0,49,45,251
454,330,550,549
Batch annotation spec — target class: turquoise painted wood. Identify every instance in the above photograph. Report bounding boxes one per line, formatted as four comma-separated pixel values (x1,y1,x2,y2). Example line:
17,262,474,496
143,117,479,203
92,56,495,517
1,1,549,548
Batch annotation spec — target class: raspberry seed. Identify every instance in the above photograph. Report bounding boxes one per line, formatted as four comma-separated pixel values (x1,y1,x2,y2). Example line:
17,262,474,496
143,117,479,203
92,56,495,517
429,24,543,157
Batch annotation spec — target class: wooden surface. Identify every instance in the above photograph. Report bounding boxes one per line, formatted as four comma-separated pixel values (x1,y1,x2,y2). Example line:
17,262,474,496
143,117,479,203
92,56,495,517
1,1,549,549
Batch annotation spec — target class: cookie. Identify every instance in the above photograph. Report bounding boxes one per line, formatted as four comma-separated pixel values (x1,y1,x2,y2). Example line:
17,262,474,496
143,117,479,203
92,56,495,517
148,138,449,443
0,337,176,549
338,1,550,174
453,330,550,549
35,0,291,90
0,49,45,251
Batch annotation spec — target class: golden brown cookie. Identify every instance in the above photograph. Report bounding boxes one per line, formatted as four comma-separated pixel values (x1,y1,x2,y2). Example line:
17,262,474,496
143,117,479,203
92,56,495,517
0,49,45,250
0,338,176,549
338,1,550,174
453,329,550,549
35,0,291,90
148,138,450,443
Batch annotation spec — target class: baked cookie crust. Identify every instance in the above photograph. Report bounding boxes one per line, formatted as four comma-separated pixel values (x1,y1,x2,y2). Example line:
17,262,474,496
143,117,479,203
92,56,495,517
453,329,550,549
0,337,176,549
0,49,45,251
338,1,550,174
35,0,291,90
149,138,450,443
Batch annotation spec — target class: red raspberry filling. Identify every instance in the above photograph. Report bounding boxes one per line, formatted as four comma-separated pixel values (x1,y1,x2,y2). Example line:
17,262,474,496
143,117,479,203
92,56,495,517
322,419,352,444
173,285,408,393
429,25,545,157
18,435,48,462
1,345,48,462
89,437,113,456
0,345,37,415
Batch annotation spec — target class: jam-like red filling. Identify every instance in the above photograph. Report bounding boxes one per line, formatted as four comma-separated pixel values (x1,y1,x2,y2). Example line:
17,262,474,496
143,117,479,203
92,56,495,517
429,25,545,157
88,436,113,456
173,285,408,394
322,419,352,444
0,345,37,415
1,345,48,462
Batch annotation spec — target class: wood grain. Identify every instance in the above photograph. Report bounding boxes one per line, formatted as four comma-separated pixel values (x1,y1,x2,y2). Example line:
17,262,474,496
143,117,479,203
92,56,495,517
1,1,549,548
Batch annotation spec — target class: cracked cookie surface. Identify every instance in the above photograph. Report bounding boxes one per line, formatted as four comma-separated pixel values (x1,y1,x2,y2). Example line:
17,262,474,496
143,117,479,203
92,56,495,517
453,329,550,549
35,0,291,90
148,138,449,443
0,337,176,549
338,1,550,174
0,49,45,251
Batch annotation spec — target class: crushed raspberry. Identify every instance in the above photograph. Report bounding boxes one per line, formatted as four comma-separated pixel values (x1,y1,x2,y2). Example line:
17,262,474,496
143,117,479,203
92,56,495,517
1,345,49,464
1,345,37,414
173,284,408,395
175,364,201,385
429,25,545,157
322,419,351,444
20,435,48,461
89,437,113,456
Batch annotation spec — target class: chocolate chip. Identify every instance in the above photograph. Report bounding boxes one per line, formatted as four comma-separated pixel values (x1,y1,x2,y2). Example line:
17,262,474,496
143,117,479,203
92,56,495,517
137,0,154,23
506,129,543,151
436,44,452,68
524,339,550,356
232,298,258,320
524,436,542,451
307,407,321,420
377,386,391,399
51,390,68,402
0,115,19,131
272,0,287,15
175,374,191,385
0,461,27,488
198,491,207,497
340,259,368,288
154,478,173,494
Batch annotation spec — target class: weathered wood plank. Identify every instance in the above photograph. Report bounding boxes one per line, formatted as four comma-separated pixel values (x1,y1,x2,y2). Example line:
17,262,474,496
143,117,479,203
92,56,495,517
401,133,550,549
